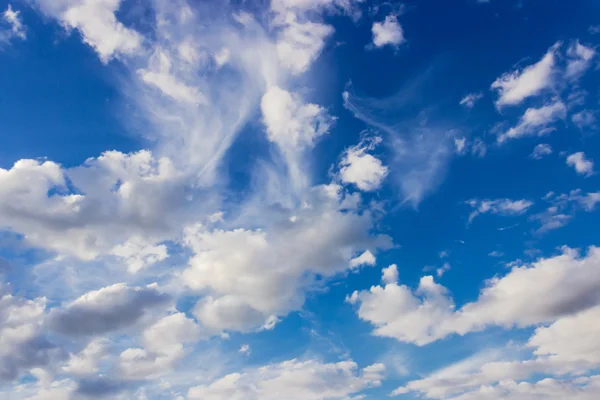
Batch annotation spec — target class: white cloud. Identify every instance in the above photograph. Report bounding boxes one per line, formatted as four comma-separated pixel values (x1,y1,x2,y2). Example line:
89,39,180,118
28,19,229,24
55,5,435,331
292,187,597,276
2,5,26,41
350,246,600,346
436,262,451,278
343,89,453,207
491,43,559,107
33,0,142,62
382,264,399,285
182,184,391,334
261,86,335,191
566,152,594,176
339,136,388,191
454,137,467,154
371,14,404,48
466,198,534,224
498,100,566,143
531,143,553,159
138,50,206,104
0,151,189,262
239,344,251,355
349,250,376,269
188,359,385,400
565,40,596,80
111,237,168,274
275,14,334,75
118,312,202,379
459,93,483,109
63,339,110,375
572,110,597,130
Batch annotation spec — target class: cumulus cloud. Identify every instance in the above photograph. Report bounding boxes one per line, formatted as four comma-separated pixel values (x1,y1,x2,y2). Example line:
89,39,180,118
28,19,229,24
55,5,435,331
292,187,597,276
339,135,388,191
117,312,203,379
531,143,553,159
566,152,594,176
349,246,600,346
491,42,560,107
48,283,170,337
33,0,142,62
572,110,597,130
182,184,391,334
0,283,64,382
188,359,385,400
497,100,566,143
0,151,190,262
466,198,534,224
371,14,404,48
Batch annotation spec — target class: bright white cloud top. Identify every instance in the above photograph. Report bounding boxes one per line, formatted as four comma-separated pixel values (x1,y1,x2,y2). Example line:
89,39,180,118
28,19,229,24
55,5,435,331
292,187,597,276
0,0,600,399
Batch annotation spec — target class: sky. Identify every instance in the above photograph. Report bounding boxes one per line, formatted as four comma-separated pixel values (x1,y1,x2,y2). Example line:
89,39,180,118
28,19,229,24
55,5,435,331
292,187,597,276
0,0,600,399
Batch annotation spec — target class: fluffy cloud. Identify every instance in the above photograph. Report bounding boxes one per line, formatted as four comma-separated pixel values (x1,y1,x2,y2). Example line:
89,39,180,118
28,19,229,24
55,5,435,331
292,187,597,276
182,184,391,334
466,198,533,223
0,151,189,262
33,0,142,62
497,100,566,143
261,86,335,190
62,339,110,375
491,43,559,107
188,359,385,400
349,246,600,346
339,136,388,191
531,143,553,159
0,288,51,382
117,312,202,379
371,14,404,48
48,283,170,337
566,152,594,176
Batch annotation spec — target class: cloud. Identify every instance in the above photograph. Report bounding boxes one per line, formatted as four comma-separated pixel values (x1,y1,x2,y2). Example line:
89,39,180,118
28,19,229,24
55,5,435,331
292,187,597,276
497,100,566,143
117,312,203,379
371,14,404,48
572,110,597,130
239,344,251,356
188,359,385,400
0,284,62,382
137,50,206,104
566,152,594,176
343,85,453,207
349,250,377,269
530,143,553,159
182,184,391,334
459,93,484,109
349,246,600,346
395,304,600,399
491,42,559,107
466,198,534,224
382,264,399,285
62,339,110,375
48,283,171,337
0,151,192,262
565,40,596,80
531,189,600,233
339,135,388,191
436,262,451,278
32,0,142,62
2,5,26,42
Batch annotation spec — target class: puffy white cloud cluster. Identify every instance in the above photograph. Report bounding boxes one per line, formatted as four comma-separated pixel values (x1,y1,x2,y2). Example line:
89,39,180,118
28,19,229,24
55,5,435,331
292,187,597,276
349,246,600,346
188,359,385,400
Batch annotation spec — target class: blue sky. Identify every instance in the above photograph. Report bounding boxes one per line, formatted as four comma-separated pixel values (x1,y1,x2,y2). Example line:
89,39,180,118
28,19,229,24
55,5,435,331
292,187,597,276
1,0,600,399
